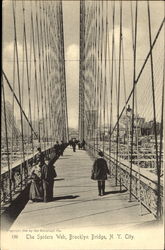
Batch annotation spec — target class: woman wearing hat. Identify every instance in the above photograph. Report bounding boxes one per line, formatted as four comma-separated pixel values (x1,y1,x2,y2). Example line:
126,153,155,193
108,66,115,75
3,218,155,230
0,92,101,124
29,163,43,202
91,151,110,196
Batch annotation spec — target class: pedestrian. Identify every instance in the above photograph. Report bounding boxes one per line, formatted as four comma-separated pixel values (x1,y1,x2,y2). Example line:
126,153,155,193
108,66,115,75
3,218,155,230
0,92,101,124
36,147,45,166
41,159,57,202
54,141,60,157
29,164,43,202
69,140,72,146
81,139,86,150
72,140,76,152
60,140,64,156
91,151,110,196
77,140,81,150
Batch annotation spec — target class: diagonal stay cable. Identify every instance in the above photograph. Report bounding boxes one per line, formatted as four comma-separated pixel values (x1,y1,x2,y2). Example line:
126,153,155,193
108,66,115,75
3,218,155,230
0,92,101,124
2,70,38,138
110,17,165,137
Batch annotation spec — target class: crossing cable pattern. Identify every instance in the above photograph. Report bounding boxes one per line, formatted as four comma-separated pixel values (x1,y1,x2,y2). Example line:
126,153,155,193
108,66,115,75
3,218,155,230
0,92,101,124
1,0,68,205
79,0,164,219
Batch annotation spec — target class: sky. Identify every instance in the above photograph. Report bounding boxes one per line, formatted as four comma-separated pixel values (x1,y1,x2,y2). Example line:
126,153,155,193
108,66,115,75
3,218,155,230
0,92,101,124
63,1,80,129
62,1,164,127
2,1,164,129
2,0,80,129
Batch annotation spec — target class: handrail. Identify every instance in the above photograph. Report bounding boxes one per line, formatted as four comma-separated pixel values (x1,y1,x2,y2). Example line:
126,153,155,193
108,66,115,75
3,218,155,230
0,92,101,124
1,146,55,206
87,142,162,185
86,142,163,218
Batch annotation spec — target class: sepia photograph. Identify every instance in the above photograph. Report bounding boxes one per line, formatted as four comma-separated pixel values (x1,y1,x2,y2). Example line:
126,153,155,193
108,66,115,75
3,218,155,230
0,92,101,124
1,0,164,249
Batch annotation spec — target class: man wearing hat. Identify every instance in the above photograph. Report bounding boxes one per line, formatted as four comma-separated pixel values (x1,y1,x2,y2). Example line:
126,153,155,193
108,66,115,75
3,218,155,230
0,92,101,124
91,151,110,196
41,158,56,202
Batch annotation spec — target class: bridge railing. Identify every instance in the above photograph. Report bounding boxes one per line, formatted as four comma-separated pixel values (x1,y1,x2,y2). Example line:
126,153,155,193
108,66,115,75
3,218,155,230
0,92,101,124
1,147,55,207
86,143,163,218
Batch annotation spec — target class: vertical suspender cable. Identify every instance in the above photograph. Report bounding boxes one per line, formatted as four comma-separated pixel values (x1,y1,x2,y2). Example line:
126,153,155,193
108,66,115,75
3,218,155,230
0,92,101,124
130,1,142,213
121,21,128,188
158,63,164,219
36,1,46,150
100,1,104,151
103,1,108,154
109,1,115,177
95,1,98,149
29,2,35,154
57,1,68,143
60,0,68,142
93,1,97,153
12,0,25,190
116,0,122,186
147,0,161,219
42,6,49,145
22,1,34,157
2,82,12,202
129,0,138,202
45,6,53,146
31,2,41,146
158,8,165,217
41,3,49,147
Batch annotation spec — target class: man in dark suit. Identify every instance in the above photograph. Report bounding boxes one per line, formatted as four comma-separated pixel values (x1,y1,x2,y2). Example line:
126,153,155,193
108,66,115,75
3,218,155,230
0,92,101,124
60,140,65,156
41,159,56,202
54,141,60,157
91,151,110,196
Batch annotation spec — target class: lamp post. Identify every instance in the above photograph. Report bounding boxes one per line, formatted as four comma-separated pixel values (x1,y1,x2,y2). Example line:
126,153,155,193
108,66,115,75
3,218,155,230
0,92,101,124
126,105,132,154
126,105,132,201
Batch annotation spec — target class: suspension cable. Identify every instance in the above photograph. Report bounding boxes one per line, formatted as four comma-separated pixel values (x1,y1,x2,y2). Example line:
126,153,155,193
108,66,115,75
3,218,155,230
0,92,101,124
110,17,165,137
115,0,122,186
129,0,138,202
2,71,38,138
2,81,12,202
22,1,34,155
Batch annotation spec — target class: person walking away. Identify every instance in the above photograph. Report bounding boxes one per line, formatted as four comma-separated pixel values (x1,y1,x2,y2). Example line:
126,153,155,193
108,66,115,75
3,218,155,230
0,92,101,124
72,140,76,152
41,160,56,202
60,140,64,156
69,140,72,147
29,164,43,202
91,151,110,196
81,139,86,150
77,140,81,150
54,141,60,157
36,147,45,167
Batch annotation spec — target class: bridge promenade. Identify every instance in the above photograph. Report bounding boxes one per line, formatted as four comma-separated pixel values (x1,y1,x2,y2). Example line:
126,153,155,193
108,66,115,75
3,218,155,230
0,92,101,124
2,1,164,249
10,147,155,230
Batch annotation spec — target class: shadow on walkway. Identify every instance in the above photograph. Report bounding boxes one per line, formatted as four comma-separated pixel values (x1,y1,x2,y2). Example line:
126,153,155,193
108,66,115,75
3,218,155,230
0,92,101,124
58,157,70,160
104,189,127,195
1,184,30,231
54,178,65,181
62,154,72,157
52,195,80,201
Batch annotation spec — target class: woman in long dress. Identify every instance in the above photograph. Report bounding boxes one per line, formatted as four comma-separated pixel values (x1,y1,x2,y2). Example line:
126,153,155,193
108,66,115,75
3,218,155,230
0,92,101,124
29,164,43,202
91,151,110,196
41,160,57,202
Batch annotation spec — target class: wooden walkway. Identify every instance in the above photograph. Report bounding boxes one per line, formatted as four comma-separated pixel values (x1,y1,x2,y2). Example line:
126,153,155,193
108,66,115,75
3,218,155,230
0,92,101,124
3,147,164,250
10,147,156,230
